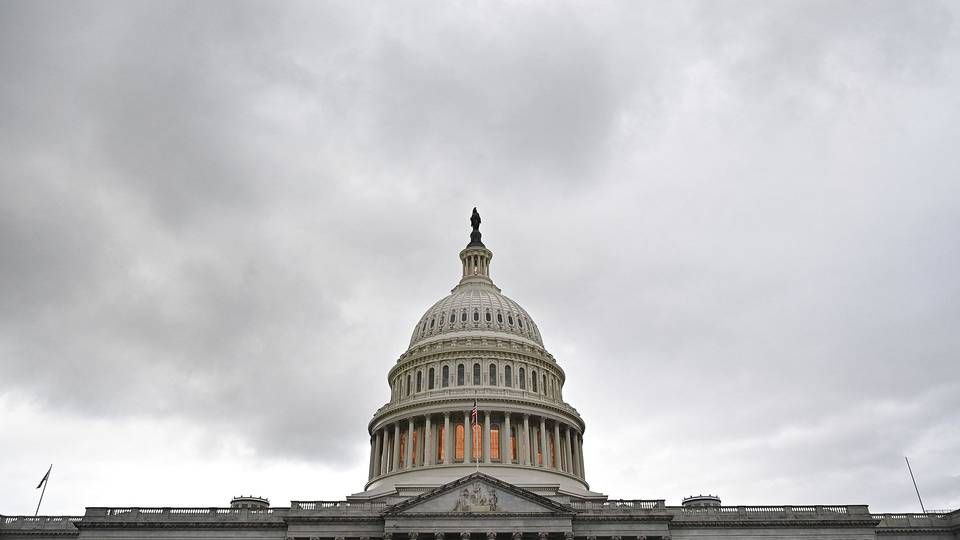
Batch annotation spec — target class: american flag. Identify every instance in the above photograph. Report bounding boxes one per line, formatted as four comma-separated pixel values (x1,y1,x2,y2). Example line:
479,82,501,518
471,400,478,425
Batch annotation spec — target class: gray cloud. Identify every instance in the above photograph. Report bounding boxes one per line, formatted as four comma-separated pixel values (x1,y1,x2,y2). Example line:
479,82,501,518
1,0,959,512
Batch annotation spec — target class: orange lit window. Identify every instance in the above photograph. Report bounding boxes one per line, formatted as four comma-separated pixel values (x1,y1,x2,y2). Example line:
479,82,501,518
455,424,465,461
438,425,445,461
491,425,501,461
472,423,481,460
399,433,407,467
412,429,419,465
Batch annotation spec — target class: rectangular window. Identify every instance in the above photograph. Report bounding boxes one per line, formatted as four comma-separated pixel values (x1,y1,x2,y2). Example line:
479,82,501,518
399,433,407,467
412,429,419,465
472,423,482,460
455,424,465,461
491,424,501,461
511,427,518,463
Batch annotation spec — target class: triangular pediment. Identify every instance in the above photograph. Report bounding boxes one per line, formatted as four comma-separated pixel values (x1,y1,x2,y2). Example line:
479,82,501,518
384,473,571,515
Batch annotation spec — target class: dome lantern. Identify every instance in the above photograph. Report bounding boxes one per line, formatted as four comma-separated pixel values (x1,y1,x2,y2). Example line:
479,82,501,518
457,208,495,289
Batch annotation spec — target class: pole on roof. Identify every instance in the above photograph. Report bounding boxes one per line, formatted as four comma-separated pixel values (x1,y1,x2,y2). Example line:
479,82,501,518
905,456,927,513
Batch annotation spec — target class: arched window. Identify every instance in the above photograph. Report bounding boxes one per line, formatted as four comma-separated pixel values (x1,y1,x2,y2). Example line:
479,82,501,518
442,365,450,388
473,363,481,385
416,371,422,392
518,318,524,329
497,312,503,324
542,374,547,395
489,364,497,386
519,368,526,389
485,311,491,322
505,365,512,387
450,312,456,324
430,317,435,329
457,364,465,386
531,370,538,393
406,374,411,396
473,310,479,322
461,310,467,322
508,314,514,326
428,367,435,390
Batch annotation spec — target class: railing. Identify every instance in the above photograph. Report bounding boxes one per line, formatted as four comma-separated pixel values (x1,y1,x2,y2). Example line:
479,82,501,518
667,505,871,520
0,516,83,530
872,511,955,526
568,500,666,512
374,387,581,418
290,501,387,513
82,507,287,521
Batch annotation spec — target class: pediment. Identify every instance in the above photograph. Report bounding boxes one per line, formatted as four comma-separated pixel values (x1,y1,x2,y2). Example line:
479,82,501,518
385,473,571,515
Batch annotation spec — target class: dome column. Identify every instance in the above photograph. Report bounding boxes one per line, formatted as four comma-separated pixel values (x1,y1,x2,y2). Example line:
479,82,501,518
564,426,574,474
539,417,548,467
521,414,531,466
483,411,491,463
424,415,433,466
392,423,401,472
443,413,452,464
553,422,562,471
502,413,512,463
405,419,414,468
381,427,390,474
372,431,382,478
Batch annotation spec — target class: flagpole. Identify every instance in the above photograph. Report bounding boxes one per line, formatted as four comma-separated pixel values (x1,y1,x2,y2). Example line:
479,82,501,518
35,465,51,517
905,456,927,513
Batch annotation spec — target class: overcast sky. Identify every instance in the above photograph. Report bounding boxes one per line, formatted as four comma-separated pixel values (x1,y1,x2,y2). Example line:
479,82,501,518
1,1,959,515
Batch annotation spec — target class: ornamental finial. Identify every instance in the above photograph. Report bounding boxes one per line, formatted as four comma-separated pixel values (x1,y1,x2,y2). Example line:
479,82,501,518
468,207,484,247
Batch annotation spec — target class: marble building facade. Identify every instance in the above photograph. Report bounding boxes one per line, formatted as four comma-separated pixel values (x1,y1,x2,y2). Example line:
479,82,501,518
2,210,957,540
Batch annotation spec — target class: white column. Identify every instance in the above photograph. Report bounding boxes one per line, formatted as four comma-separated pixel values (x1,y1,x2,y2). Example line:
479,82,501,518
392,423,400,472
424,415,432,466
502,413,511,463
443,413,452,464
577,433,585,477
564,426,573,474
405,419,414,469
553,422,561,470
521,414,530,466
483,411,491,463
539,417,548,467
380,427,390,474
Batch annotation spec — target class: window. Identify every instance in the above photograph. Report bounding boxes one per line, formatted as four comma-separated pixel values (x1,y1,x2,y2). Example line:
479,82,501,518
461,310,467,322
450,312,456,324
472,423,481,460
412,428,420,465
543,374,547,395
510,426,518,463
497,312,503,324
416,371,422,392
491,424,501,461
518,318,524,329
489,364,497,386
531,370,538,393
428,367,435,390
455,424,465,461
473,363,481,385
505,365,512,387
508,314,514,325
406,374,411,396
430,317,435,329
399,432,407,467
473,310,479,322
519,368,526,389
457,364,465,386
485,311,492,322
548,435,555,468
442,365,450,388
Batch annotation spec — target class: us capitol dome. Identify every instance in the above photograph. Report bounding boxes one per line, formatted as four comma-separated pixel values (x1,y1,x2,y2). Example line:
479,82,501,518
364,208,593,496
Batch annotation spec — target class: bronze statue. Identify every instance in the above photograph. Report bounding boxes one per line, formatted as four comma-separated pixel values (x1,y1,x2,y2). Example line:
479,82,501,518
468,207,484,247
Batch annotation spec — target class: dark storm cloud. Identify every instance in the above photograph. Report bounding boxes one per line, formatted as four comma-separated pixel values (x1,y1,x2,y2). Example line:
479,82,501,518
1,0,958,510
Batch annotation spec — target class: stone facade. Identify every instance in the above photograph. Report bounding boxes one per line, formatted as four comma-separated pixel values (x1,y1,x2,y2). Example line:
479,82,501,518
2,212,957,540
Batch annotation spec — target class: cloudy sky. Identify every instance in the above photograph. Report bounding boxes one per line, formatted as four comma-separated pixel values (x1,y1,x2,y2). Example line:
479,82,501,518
2,0,959,515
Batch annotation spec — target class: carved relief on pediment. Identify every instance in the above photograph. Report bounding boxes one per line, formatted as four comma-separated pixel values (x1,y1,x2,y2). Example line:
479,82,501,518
452,484,499,512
